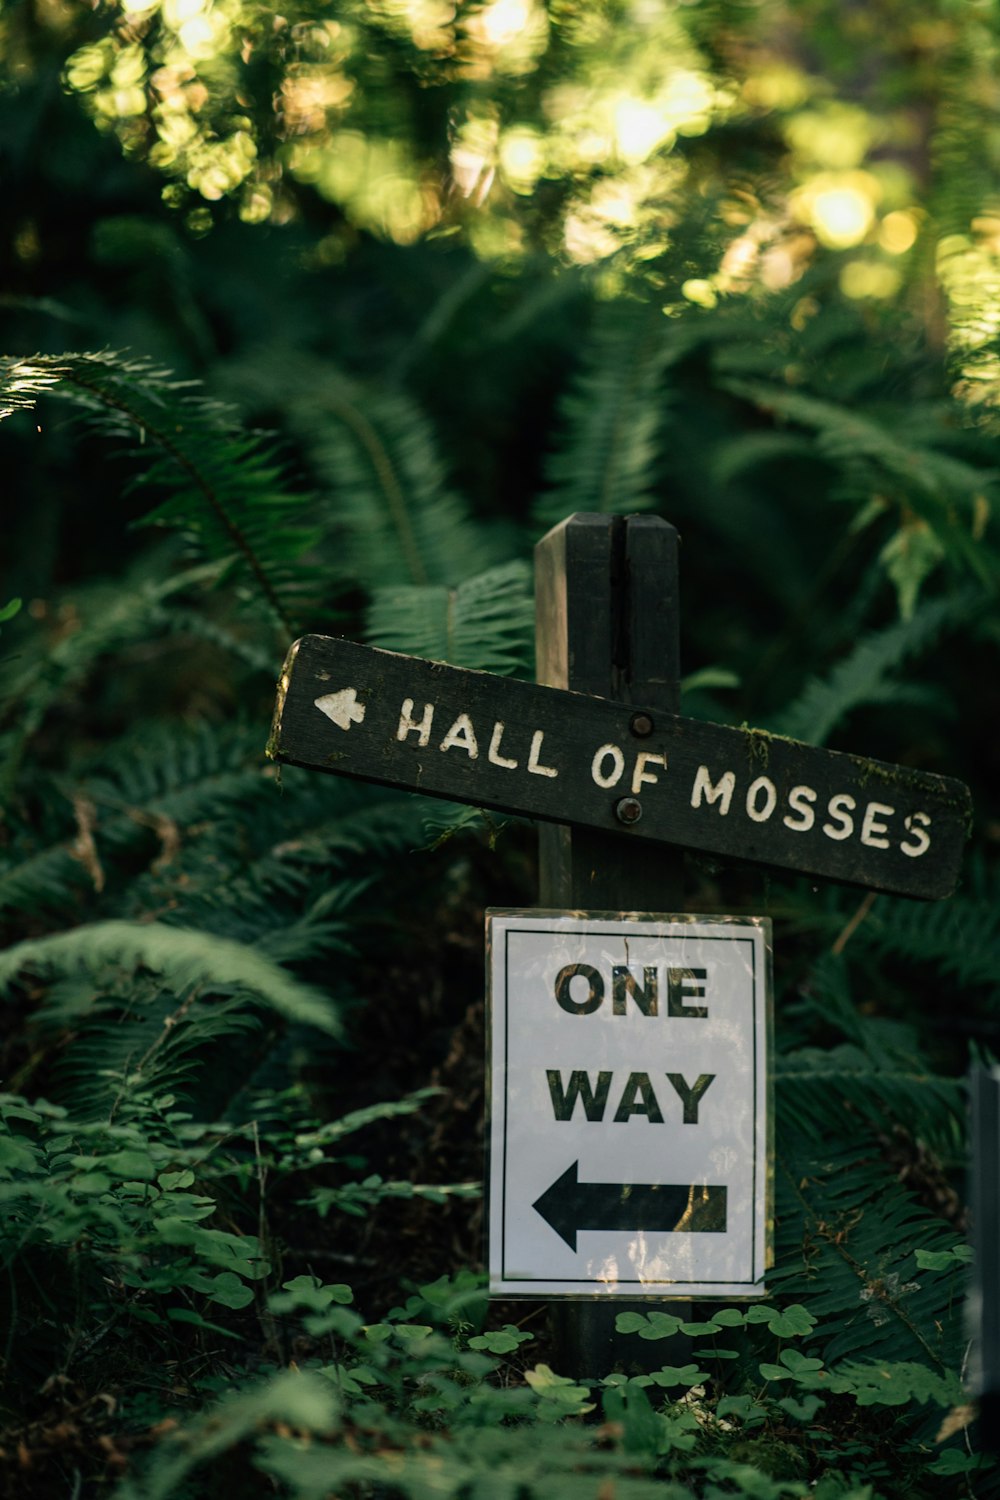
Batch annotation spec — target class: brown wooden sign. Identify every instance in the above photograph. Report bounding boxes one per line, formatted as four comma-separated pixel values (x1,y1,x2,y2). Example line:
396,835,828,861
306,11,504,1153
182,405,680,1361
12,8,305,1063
269,634,970,900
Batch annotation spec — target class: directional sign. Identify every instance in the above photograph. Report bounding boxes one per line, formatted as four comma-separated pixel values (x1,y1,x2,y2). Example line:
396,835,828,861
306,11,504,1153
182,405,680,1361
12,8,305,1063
270,634,971,900
486,911,771,1298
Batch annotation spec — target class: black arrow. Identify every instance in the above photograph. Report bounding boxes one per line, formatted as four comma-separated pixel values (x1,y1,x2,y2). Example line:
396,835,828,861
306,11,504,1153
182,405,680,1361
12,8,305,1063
532,1161,727,1252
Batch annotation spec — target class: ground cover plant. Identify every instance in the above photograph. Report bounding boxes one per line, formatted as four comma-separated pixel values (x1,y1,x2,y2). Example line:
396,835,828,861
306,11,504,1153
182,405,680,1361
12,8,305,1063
3,0,1000,1494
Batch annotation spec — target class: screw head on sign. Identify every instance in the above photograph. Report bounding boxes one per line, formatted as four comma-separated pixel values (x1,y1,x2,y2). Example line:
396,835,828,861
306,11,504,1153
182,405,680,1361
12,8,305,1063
630,713,654,737
615,796,643,825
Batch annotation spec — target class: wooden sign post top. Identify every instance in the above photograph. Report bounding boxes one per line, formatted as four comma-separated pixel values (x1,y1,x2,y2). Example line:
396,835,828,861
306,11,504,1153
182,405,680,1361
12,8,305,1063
270,631,971,902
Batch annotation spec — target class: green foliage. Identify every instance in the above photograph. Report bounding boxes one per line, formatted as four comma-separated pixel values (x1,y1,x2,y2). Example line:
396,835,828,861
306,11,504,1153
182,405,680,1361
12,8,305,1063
0,353,321,636
0,918,342,1035
367,560,535,674
5,17,1000,1489
536,299,674,528
769,594,975,746
722,379,999,611
2,323,994,1496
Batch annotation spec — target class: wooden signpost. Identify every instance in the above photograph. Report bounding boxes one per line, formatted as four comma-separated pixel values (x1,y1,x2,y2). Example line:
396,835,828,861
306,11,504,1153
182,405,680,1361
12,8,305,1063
970,1065,1000,1448
271,596,970,901
269,510,972,1375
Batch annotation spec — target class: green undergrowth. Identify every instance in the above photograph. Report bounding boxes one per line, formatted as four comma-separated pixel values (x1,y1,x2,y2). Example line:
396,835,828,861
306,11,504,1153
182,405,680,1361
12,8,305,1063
2,281,998,1497
0,1062,987,1499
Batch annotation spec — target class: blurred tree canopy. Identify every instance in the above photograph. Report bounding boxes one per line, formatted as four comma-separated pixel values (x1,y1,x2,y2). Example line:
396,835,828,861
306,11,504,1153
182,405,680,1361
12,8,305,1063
5,0,1000,628
5,0,1000,371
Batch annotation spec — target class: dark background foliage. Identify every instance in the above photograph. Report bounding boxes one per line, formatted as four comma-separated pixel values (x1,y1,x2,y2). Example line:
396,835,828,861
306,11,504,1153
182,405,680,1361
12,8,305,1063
2,0,1000,1494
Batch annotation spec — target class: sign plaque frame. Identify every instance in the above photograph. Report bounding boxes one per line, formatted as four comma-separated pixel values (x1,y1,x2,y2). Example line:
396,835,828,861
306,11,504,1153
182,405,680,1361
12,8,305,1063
486,909,773,1300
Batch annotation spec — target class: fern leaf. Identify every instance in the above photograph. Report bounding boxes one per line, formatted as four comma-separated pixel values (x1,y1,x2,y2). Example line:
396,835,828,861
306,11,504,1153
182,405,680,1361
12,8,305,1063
723,377,1000,604
723,379,996,501
0,921,341,1035
771,1133,964,1367
0,352,320,635
366,561,534,674
852,859,1000,991
777,1048,963,1155
535,300,672,529
0,555,225,798
708,431,817,489
0,720,276,918
769,592,973,745
41,985,263,1113
222,348,496,587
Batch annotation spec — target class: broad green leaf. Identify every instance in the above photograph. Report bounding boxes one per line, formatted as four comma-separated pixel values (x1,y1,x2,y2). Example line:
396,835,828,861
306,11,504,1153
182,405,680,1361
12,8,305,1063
616,1310,683,1340
103,1149,156,1181
70,1172,112,1194
270,1276,353,1314
914,1246,972,1270
202,1271,255,1310
709,1308,747,1327
929,1449,985,1475
646,1364,709,1388
0,1137,41,1173
745,1303,816,1337
716,1394,768,1426
468,1325,533,1354
158,1169,195,1190
778,1394,825,1422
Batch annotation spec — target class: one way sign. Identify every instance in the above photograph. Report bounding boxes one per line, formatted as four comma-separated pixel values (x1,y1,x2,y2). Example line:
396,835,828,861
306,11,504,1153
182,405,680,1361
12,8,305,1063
486,911,770,1298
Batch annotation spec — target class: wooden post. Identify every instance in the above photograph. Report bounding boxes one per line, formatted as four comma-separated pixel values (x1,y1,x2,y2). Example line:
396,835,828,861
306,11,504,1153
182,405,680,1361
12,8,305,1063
971,1065,1000,1448
535,511,687,1379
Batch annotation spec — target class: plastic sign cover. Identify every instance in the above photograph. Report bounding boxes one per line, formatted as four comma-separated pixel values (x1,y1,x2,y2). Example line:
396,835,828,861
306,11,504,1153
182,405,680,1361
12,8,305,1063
486,911,772,1299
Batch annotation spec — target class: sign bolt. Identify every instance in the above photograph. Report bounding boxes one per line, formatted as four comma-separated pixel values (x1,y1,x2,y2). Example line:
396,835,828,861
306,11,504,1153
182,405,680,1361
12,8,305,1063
630,713,654,737
615,796,643,825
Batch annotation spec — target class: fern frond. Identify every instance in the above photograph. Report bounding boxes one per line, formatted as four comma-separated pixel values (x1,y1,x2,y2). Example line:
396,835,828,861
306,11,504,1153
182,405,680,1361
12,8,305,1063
0,720,275,919
0,352,319,635
721,380,991,501
366,560,534,674
160,607,278,676
249,882,367,965
222,348,496,587
0,921,341,1035
228,787,433,884
535,299,672,529
723,377,1000,602
779,950,967,1150
771,1136,964,1367
769,592,973,745
0,554,226,798
852,856,1000,992
419,800,508,850
0,841,87,923
41,980,263,1113
107,774,431,929
777,1048,963,1159
771,940,967,1369
708,430,817,489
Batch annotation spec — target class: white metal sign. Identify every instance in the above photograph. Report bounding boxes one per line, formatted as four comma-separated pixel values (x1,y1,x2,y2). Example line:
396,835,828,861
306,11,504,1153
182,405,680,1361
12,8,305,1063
486,911,771,1299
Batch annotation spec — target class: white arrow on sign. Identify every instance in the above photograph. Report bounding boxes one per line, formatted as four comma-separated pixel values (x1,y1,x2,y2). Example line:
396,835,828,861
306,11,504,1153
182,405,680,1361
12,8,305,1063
314,687,366,731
